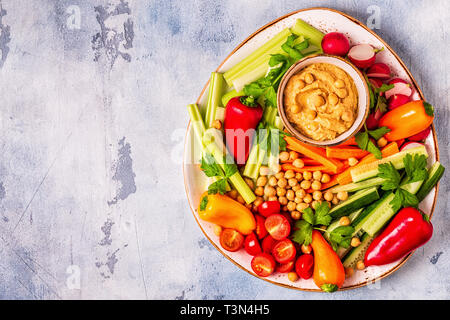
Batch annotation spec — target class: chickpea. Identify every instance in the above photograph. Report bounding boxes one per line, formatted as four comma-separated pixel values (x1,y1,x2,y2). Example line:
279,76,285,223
312,94,325,108
253,197,264,208
279,151,290,162
245,203,253,210
255,186,264,196
334,79,345,88
275,171,285,179
304,73,314,84
288,272,299,282
345,267,354,278
259,166,270,176
295,172,303,181
332,195,339,205
244,177,254,190
268,176,278,187
277,178,288,188
293,158,305,169
303,171,312,180
227,189,238,199
356,260,366,270
300,180,311,190
284,170,295,180
305,109,317,120
286,190,295,201
339,216,351,226
278,196,288,205
212,119,222,130
297,79,306,89
307,122,319,132
336,88,348,98
303,194,313,204
276,187,287,197
291,104,301,114
272,164,282,174
351,237,361,247
312,171,322,181
377,137,388,148
341,110,353,122
288,178,298,187
321,173,331,184
324,190,333,202
264,186,277,197
237,195,245,204
287,201,296,211
348,157,359,166
296,202,309,212
294,196,302,204
295,189,306,198
291,211,301,220
292,185,301,192
328,93,339,105
268,196,278,202
282,205,288,212
256,176,268,187
301,244,312,254
311,200,321,210
213,225,222,236
289,151,300,161
312,190,323,201
311,180,322,191
337,191,349,201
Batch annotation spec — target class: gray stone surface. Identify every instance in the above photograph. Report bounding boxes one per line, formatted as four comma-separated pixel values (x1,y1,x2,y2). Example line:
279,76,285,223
0,0,448,299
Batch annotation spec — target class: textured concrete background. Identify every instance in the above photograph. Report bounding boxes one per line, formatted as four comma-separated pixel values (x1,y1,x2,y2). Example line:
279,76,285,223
0,0,448,299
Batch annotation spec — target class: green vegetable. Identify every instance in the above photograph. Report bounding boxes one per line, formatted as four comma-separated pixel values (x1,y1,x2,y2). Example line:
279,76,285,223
187,103,206,153
200,153,237,195
329,187,380,219
355,126,391,159
291,202,332,246
329,177,386,193
342,233,374,268
416,162,445,201
290,18,324,52
205,72,225,128
221,89,243,107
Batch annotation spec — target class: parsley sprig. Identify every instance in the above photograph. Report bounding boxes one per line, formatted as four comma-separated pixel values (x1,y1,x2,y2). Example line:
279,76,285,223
291,202,332,246
355,125,391,159
200,153,237,195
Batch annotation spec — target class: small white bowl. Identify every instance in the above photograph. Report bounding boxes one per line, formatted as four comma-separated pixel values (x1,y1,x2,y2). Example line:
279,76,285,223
277,54,370,146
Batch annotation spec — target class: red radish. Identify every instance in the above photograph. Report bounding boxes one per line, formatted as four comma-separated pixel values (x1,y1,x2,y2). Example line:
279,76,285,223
365,113,379,130
321,32,350,56
385,78,412,99
347,44,376,69
366,63,391,79
368,77,383,89
408,126,431,141
388,94,410,110
400,141,425,151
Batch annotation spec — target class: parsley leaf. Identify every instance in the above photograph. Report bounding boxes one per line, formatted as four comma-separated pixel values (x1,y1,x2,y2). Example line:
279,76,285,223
301,208,315,225
355,127,388,160
329,225,354,250
291,203,332,246
291,220,313,246
207,178,228,195
315,202,333,226
378,162,401,190
367,140,382,159
355,131,369,151
403,153,428,183
201,153,223,177
368,126,391,140
399,189,419,208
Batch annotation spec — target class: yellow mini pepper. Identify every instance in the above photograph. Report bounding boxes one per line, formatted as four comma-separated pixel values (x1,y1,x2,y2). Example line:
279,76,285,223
198,192,256,235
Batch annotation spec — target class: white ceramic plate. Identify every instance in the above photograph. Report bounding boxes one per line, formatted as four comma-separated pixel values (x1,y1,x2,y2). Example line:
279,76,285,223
183,8,440,291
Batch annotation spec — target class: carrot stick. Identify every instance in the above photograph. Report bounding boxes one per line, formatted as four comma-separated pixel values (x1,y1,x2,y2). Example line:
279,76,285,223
281,164,329,173
284,136,343,173
281,158,322,166
325,146,369,160
336,142,400,185
336,136,357,146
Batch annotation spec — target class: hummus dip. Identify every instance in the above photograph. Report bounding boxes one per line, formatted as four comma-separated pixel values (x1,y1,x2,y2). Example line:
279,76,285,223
283,63,358,141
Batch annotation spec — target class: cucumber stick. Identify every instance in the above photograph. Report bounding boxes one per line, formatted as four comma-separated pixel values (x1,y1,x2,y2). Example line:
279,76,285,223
351,146,428,182
329,187,380,219
356,192,396,237
329,177,386,193
324,208,363,241
342,233,374,268
417,162,445,201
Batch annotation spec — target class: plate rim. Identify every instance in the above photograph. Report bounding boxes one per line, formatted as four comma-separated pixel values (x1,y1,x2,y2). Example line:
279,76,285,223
183,7,441,292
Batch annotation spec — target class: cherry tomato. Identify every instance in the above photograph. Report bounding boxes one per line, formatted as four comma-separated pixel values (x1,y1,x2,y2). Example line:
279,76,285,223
251,253,276,277
276,260,295,273
244,232,262,256
220,228,244,252
255,214,268,239
261,235,277,253
295,254,314,279
265,214,291,240
272,239,296,264
258,201,281,218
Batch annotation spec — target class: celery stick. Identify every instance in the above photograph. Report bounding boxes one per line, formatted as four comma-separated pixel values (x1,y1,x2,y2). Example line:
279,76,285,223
243,129,269,180
273,116,284,130
222,89,243,106
205,72,225,128
203,128,256,204
214,107,226,122
187,104,206,150
291,19,324,53
224,28,292,88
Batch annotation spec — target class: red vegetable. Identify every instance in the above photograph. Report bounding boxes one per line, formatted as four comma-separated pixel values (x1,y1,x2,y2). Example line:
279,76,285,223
407,126,431,141
388,94,410,110
366,63,391,79
224,96,263,164
258,201,281,218
272,239,296,264
295,254,314,279
251,253,276,277
385,78,412,99
220,228,244,252
364,207,433,266
244,232,262,256
321,32,350,56
254,214,268,239
347,44,376,69
261,235,277,253
276,260,295,273
264,214,291,240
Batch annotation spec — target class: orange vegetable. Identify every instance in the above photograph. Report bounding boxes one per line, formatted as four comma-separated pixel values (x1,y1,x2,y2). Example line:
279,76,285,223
284,136,343,173
325,146,369,159
198,192,255,235
281,164,329,173
336,136,357,146
320,175,339,190
378,100,434,141
310,230,345,292
282,158,322,166
336,142,399,185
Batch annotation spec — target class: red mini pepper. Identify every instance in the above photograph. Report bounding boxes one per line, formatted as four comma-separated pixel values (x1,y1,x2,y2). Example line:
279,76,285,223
224,96,263,164
364,207,433,266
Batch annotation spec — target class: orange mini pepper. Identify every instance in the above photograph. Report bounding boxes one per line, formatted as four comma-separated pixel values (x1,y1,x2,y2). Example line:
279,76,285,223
310,230,346,292
198,192,256,235
378,100,434,141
